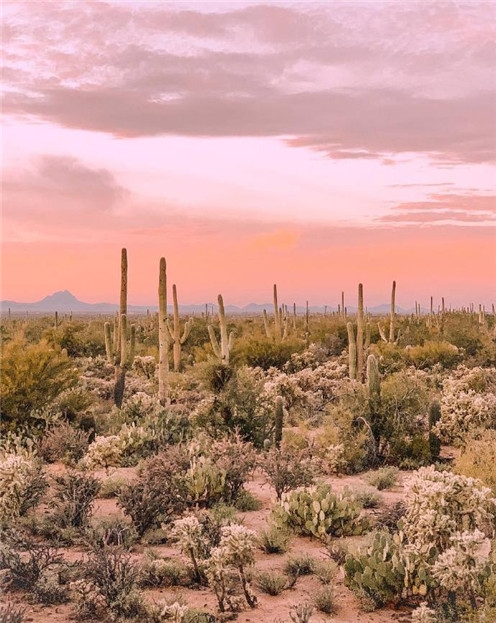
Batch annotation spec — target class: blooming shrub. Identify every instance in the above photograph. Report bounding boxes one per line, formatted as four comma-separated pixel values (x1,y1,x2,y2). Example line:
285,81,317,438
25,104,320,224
402,467,496,554
0,452,47,523
81,423,153,469
435,366,496,443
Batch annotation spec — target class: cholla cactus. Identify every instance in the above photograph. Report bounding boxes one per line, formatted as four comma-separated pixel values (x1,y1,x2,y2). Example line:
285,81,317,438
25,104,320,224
132,356,157,380
402,467,496,554
81,424,152,469
205,524,257,610
434,366,496,443
0,453,47,523
431,530,490,601
171,515,209,582
159,601,188,622
411,603,438,623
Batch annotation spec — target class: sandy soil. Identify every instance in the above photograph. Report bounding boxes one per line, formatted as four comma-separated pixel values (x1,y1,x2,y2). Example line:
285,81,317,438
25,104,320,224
3,468,413,623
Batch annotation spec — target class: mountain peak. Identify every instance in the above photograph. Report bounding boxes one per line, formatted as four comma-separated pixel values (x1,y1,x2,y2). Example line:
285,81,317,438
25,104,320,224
40,290,80,303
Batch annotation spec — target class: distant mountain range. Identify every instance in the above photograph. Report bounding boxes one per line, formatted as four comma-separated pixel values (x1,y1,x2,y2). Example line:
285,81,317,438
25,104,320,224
1,290,419,315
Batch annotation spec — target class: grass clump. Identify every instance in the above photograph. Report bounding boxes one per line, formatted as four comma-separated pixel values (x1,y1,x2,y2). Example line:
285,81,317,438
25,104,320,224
365,466,399,490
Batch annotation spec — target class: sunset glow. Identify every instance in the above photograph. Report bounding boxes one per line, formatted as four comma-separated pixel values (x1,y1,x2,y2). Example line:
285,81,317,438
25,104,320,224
1,1,495,308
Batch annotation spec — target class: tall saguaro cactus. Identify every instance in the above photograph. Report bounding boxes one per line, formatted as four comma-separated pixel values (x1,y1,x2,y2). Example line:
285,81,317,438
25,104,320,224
208,294,234,364
167,284,193,372
103,248,136,408
346,283,366,381
264,284,288,341
158,257,169,406
379,280,400,344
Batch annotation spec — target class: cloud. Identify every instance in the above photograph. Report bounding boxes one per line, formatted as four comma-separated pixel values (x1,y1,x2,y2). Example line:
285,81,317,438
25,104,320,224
2,2,495,164
379,193,496,223
2,155,128,223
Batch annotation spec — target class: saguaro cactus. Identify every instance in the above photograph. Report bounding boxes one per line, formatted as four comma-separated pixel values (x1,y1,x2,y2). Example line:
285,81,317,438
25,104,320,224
347,322,357,380
379,280,400,343
346,284,366,381
103,248,136,408
167,284,193,372
274,396,284,448
208,294,234,364
263,284,288,342
158,257,169,406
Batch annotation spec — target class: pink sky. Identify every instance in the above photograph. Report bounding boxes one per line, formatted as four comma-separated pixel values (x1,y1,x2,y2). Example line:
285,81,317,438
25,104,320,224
1,1,495,308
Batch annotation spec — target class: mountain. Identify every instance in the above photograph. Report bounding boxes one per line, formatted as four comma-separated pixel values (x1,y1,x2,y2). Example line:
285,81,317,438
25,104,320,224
1,291,418,315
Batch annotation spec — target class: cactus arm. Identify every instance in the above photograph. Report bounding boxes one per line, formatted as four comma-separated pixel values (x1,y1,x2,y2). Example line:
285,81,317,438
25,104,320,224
166,317,175,341
273,284,281,341
120,314,128,367
377,322,388,343
129,324,136,365
180,318,193,344
263,309,272,338
208,325,222,359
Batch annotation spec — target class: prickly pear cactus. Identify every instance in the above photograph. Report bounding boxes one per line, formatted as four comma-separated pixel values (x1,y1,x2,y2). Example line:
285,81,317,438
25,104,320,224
271,484,364,540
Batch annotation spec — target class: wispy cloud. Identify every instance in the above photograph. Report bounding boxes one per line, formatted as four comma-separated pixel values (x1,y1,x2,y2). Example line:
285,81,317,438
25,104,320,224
3,2,495,164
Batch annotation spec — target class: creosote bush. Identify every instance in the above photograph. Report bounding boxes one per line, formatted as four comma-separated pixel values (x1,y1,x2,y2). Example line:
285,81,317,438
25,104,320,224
51,471,101,528
260,445,316,500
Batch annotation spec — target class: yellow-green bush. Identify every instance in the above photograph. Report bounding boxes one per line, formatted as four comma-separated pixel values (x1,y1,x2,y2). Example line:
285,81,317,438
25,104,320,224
455,431,496,494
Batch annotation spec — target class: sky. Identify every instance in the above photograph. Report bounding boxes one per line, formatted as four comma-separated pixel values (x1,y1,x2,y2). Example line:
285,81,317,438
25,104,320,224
1,0,495,308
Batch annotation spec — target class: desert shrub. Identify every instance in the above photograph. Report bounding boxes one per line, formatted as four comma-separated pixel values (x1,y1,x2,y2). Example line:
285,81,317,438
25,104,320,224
39,421,90,464
455,431,496,493
271,484,364,540
284,554,315,577
343,367,431,465
352,488,383,509
81,423,153,469
0,337,78,432
255,570,288,595
289,603,314,623
138,552,188,588
132,355,157,379
365,467,399,490
0,452,47,524
405,341,461,369
194,366,274,448
76,545,144,620
209,432,257,504
234,489,262,511
0,602,27,623
324,540,348,566
98,476,127,498
234,339,304,370
314,585,336,614
313,559,338,584
435,367,496,444
375,501,406,532
117,447,189,536
0,531,65,596
86,517,137,549
260,445,316,500
258,525,291,554
50,471,101,528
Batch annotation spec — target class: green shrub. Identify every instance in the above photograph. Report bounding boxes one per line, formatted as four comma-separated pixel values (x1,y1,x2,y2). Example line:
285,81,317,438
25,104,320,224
314,585,336,614
284,554,315,577
0,337,78,432
455,431,496,493
51,471,101,528
365,467,399,491
258,525,290,554
260,445,316,500
0,452,47,525
255,570,288,595
39,421,90,464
